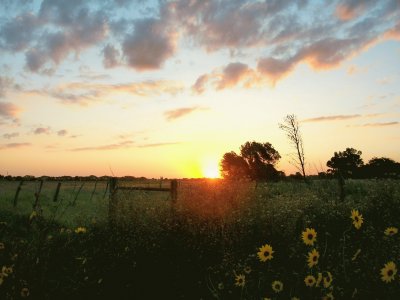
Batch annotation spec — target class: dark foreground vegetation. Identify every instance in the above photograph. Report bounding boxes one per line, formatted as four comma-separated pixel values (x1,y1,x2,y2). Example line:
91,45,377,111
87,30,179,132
0,179,400,299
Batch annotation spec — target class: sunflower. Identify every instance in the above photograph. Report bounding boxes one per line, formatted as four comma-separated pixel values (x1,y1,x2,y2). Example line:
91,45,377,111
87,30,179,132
316,272,323,287
350,209,363,229
323,271,333,288
322,292,334,300
234,274,245,287
304,275,316,287
244,266,252,274
380,261,397,283
74,227,87,234
272,280,283,293
257,244,274,262
384,227,398,236
20,287,30,298
301,228,317,246
2,266,13,276
307,249,319,268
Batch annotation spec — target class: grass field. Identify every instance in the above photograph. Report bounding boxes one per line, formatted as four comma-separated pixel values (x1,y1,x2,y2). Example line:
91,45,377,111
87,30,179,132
0,178,399,299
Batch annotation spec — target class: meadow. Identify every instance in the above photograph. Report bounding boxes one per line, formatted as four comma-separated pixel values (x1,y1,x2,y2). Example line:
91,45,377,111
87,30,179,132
0,178,399,299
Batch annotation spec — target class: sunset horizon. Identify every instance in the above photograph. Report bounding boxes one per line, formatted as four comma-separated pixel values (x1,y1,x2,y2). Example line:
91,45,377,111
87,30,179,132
1,0,399,178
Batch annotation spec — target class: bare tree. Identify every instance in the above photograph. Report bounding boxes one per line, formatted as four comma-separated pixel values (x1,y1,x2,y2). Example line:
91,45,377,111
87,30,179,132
279,114,306,179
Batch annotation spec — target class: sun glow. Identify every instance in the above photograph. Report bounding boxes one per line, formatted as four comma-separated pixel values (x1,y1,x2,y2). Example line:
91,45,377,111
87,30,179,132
202,158,221,178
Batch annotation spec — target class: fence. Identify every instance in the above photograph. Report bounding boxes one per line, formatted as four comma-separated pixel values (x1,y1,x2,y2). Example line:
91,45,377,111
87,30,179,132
108,178,178,225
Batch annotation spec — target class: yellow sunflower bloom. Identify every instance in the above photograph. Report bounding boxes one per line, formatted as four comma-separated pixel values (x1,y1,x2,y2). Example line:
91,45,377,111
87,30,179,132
74,227,87,234
323,271,333,288
271,280,283,293
304,275,316,287
316,272,323,287
2,266,13,276
384,227,398,236
301,228,317,246
244,266,252,274
380,261,397,283
257,244,274,262
322,292,334,300
20,287,30,298
234,274,245,287
307,248,319,268
350,209,363,229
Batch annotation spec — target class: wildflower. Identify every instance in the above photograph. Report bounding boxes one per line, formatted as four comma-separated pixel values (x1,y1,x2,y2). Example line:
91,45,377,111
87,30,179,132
304,275,316,287
352,249,361,261
0,242,4,250
257,244,274,262
350,209,363,229
29,211,37,222
244,266,252,274
322,292,334,300
384,227,398,236
302,228,317,246
234,274,245,287
271,280,283,293
21,287,30,298
316,272,323,287
2,266,13,276
323,271,333,288
380,261,397,283
75,227,87,234
217,282,224,290
307,249,319,268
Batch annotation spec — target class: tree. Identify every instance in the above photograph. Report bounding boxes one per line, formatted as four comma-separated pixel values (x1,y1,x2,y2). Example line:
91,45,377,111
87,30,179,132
279,114,306,179
220,151,249,179
220,141,281,181
326,147,364,178
361,157,400,179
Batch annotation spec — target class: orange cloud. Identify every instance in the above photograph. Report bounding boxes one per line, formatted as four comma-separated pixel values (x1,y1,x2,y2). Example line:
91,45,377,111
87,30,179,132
164,106,208,121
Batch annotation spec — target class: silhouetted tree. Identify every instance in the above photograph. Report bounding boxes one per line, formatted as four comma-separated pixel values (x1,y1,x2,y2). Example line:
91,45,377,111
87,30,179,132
361,157,400,179
279,114,306,180
220,141,281,180
240,141,281,180
326,147,364,179
220,151,249,179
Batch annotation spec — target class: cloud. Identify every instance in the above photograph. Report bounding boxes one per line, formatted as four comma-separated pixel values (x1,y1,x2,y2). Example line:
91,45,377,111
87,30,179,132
0,12,40,51
57,129,68,136
122,18,177,71
137,142,181,148
0,142,31,150
192,74,210,94
2,132,19,139
102,44,120,68
70,140,134,151
0,76,13,97
257,57,295,84
0,102,20,120
34,127,51,135
361,122,399,127
303,114,362,122
335,0,375,21
164,106,207,121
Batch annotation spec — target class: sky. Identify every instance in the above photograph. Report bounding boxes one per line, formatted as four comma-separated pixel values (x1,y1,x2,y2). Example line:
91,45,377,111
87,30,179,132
0,0,399,178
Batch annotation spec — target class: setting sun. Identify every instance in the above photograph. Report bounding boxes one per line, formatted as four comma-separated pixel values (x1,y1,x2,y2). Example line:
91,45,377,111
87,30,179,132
202,160,221,178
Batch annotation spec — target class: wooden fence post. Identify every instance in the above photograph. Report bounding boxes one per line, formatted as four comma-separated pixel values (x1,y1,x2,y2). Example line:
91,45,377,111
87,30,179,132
108,177,118,226
53,182,62,202
33,180,43,209
89,180,98,201
170,179,178,203
72,182,85,206
13,181,24,208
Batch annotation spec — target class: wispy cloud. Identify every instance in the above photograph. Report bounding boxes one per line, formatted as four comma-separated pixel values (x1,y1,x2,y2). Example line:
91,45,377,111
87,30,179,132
302,114,362,122
57,129,68,136
360,122,399,127
2,132,19,139
164,106,208,121
137,142,181,148
34,127,51,135
0,142,31,150
70,141,134,151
